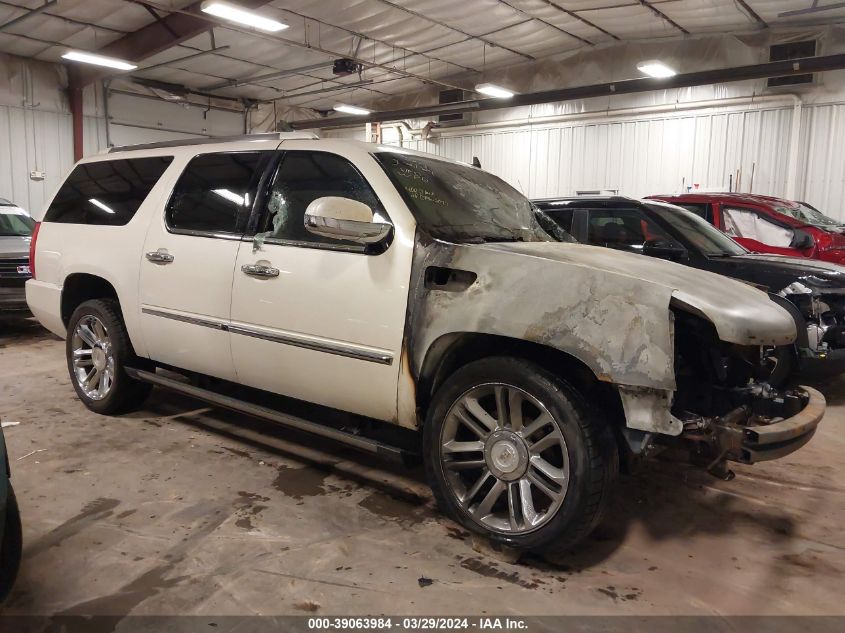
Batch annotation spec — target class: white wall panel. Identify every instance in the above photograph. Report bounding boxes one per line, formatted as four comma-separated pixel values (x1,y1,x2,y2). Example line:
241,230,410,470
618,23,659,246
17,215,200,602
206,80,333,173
798,103,845,219
386,104,796,205
0,104,74,216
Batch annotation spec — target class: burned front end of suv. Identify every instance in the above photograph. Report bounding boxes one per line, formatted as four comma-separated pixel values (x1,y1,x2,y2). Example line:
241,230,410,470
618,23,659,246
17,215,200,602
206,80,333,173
668,306,824,478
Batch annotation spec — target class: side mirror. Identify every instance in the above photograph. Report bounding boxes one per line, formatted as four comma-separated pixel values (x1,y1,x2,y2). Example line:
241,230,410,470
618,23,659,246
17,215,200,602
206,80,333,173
304,197,392,245
642,239,688,261
791,230,814,251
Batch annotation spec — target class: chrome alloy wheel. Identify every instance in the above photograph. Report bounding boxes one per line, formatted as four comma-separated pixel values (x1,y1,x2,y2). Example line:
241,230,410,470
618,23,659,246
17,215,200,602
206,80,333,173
71,315,115,401
440,383,570,535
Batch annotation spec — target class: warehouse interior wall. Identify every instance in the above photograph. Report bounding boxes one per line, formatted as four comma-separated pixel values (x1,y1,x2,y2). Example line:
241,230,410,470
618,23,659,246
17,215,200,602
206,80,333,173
2,25,845,219
0,53,245,217
318,26,845,219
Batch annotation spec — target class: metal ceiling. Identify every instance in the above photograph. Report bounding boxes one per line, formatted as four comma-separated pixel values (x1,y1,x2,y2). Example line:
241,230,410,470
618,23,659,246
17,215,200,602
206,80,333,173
1,0,845,112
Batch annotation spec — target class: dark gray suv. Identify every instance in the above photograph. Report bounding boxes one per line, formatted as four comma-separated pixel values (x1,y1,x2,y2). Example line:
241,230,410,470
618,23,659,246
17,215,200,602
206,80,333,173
0,198,34,316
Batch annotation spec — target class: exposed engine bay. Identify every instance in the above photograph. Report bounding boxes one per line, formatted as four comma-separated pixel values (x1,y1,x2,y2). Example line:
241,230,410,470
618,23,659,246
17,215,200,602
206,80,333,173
668,309,825,479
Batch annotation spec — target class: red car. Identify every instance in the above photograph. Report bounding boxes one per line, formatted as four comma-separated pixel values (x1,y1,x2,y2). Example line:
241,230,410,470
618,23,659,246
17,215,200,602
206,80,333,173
647,193,845,264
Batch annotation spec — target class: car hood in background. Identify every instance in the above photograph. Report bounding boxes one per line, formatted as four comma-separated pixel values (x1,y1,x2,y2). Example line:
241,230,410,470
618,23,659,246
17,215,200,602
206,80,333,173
0,235,30,258
481,241,797,346
721,253,845,292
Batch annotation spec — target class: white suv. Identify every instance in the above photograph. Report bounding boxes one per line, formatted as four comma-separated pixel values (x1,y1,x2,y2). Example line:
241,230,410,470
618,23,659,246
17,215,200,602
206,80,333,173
27,133,824,553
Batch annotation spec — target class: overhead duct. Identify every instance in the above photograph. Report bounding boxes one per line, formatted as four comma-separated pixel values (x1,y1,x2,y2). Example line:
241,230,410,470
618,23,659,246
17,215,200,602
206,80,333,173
289,53,845,129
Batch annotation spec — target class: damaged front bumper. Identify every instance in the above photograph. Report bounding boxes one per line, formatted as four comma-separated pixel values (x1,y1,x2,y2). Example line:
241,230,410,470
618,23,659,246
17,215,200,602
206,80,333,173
679,385,825,474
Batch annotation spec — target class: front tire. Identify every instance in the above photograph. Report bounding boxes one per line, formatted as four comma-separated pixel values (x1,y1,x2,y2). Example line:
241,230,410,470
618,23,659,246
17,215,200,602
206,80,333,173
66,299,152,415
423,357,618,553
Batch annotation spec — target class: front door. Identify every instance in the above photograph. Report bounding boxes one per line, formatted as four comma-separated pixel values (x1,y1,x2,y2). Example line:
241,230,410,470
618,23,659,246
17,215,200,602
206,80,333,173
139,151,269,380
229,150,410,422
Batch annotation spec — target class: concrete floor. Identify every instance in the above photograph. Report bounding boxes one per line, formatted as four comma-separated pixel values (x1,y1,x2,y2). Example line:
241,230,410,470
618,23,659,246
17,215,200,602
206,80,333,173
0,317,843,617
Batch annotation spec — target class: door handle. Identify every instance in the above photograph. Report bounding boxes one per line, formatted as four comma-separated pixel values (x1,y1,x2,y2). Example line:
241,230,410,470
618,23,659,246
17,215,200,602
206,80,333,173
241,263,280,278
145,250,174,264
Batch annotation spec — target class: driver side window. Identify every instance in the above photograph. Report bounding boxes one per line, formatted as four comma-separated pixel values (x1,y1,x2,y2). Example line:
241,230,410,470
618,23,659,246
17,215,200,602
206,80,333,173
257,151,388,248
722,207,794,248
585,208,677,252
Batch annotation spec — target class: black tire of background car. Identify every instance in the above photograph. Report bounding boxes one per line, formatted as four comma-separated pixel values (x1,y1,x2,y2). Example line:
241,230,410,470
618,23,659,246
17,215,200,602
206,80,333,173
423,357,618,554
0,484,22,604
66,299,153,415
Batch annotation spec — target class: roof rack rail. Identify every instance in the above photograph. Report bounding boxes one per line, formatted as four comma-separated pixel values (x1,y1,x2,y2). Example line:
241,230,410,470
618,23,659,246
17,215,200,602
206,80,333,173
108,131,319,153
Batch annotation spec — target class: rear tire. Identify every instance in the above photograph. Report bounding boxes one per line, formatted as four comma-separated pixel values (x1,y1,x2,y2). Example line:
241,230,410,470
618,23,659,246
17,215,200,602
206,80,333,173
423,357,618,553
0,483,22,604
66,299,152,415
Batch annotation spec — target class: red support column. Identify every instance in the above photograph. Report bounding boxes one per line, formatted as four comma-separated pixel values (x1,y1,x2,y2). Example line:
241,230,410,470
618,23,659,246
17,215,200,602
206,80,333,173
69,85,84,162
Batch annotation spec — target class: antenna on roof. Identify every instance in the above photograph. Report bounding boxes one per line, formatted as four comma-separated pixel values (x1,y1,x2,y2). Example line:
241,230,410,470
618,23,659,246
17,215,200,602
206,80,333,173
472,156,482,168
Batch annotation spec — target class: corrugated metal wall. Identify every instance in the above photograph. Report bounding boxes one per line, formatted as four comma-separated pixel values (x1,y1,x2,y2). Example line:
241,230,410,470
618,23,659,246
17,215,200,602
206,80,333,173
798,102,845,216
387,106,797,202
0,104,75,215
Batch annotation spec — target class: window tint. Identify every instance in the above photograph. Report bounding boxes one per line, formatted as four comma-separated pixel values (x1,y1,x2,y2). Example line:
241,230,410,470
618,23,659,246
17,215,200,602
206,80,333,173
257,151,386,246
675,203,712,222
0,208,35,236
541,208,575,234
167,152,265,235
586,208,678,252
44,157,173,226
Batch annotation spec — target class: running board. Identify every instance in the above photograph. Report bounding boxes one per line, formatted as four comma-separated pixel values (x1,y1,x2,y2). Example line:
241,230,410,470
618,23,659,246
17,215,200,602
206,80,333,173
125,368,411,463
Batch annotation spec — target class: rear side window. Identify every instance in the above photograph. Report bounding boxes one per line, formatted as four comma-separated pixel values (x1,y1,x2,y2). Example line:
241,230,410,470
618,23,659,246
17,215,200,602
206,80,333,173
44,157,173,226
675,203,713,222
166,152,266,235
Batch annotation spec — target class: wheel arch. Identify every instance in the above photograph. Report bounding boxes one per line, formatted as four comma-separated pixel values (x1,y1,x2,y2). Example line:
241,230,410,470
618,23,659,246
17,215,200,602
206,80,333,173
61,273,119,327
416,332,625,429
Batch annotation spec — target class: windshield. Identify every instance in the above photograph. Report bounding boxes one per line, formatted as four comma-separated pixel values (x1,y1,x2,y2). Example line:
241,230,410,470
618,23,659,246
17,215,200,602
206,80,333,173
775,202,841,228
645,202,747,256
0,208,35,236
375,152,567,243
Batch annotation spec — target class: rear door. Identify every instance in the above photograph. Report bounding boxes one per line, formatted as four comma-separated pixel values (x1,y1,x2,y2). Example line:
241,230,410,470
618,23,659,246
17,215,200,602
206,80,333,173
138,151,270,380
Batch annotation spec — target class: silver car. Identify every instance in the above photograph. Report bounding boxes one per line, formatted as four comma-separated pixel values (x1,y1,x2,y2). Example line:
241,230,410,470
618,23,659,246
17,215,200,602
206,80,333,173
0,198,34,316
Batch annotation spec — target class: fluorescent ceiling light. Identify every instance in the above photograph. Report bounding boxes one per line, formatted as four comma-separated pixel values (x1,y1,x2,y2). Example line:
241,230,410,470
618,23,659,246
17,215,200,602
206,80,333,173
89,199,115,214
334,104,371,115
475,83,514,98
201,1,288,32
62,51,136,71
212,189,245,206
636,60,677,78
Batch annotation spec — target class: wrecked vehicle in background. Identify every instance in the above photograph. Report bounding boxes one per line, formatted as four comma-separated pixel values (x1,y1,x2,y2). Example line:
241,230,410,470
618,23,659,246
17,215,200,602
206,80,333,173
27,136,824,554
534,196,845,386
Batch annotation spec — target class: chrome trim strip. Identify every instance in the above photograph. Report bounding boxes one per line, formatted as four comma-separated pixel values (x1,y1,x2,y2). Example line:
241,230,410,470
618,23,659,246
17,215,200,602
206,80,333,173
228,324,393,366
142,307,393,365
141,307,227,331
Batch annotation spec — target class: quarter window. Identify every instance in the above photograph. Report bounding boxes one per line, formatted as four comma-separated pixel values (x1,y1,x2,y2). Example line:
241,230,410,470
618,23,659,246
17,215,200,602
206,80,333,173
257,151,387,246
44,157,173,226
167,152,266,235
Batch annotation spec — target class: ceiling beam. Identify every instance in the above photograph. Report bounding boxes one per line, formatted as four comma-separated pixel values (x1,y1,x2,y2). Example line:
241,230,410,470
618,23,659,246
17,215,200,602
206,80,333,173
493,0,594,46
372,0,537,62
539,1,621,41
0,0,58,32
735,0,769,28
290,53,845,128
68,0,274,87
130,0,473,93
636,0,690,35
